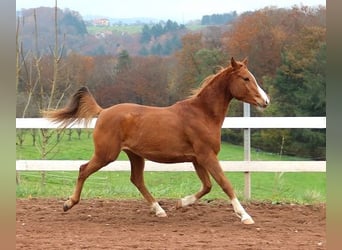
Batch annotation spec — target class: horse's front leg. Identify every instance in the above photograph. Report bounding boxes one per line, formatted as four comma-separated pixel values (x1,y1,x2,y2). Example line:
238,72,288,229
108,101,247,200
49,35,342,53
231,197,254,224
176,162,212,208
198,153,255,225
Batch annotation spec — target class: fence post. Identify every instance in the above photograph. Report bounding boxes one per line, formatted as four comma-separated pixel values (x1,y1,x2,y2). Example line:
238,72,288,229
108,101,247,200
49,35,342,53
243,103,251,199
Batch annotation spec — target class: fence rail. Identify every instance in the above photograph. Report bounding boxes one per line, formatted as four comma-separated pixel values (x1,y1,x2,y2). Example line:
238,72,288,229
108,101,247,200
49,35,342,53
16,117,326,198
16,160,326,172
16,117,326,129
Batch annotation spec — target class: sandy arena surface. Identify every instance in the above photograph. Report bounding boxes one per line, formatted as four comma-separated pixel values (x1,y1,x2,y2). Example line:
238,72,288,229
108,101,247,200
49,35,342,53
16,198,326,249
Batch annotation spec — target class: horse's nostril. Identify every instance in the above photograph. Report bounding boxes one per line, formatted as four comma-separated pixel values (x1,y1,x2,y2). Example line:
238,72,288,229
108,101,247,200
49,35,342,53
265,98,270,105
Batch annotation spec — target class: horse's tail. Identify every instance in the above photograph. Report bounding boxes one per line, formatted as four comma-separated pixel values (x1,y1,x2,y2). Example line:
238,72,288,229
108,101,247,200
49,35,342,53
42,86,103,128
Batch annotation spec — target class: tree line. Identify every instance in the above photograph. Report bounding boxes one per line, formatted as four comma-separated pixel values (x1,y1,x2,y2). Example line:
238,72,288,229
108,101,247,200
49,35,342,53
201,12,238,25
140,20,185,43
16,5,326,160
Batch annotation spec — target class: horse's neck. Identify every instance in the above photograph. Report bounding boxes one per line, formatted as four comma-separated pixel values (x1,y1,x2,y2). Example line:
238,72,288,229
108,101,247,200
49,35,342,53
190,77,232,126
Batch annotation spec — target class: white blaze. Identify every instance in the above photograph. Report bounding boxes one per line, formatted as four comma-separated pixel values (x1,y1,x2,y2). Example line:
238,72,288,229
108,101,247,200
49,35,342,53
249,70,270,104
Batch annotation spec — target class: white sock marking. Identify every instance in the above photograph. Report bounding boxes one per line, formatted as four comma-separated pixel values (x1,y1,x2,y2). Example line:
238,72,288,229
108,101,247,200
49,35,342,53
231,198,252,222
151,202,167,217
180,195,197,207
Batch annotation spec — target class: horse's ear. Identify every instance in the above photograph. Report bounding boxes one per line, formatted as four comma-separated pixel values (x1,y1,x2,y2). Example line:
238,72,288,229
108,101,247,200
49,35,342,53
231,57,238,68
242,57,248,66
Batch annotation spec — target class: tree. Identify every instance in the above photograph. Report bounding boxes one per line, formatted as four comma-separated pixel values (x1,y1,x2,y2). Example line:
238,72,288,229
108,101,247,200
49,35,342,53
254,27,326,159
171,33,203,101
201,12,237,25
116,50,131,72
222,6,325,81
194,48,226,82
139,46,149,56
140,24,151,43
95,56,171,107
150,43,163,56
222,8,286,79
60,9,87,35
151,23,163,38
17,1,72,185
59,53,94,96
268,26,326,116
164,20,179,32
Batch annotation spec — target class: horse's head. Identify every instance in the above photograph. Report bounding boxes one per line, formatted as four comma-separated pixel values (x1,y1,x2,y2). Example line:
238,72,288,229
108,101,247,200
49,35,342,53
228,57,270,109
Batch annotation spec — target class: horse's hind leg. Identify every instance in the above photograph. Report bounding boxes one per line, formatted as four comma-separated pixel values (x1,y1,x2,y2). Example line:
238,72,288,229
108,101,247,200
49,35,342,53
176,162,212,208
63,152,118,212
125,150,167,217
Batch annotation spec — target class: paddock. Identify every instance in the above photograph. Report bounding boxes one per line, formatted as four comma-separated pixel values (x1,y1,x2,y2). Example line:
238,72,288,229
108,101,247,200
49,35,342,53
16,198,325,249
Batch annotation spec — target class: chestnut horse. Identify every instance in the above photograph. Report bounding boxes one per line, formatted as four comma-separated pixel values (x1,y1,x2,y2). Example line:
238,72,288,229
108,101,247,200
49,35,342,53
44,57,269,224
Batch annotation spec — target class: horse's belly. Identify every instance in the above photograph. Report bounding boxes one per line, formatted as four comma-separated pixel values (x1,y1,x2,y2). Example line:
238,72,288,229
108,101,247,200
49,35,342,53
122,134,195,163
139,153,194,164
141,152,194,163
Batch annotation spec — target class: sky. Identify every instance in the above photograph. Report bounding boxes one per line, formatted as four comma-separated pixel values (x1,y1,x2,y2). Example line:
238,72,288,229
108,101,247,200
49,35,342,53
16,0,326,22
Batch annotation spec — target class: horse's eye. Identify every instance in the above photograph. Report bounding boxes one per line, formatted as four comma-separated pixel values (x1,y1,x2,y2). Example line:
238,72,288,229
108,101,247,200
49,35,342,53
243,77,250,82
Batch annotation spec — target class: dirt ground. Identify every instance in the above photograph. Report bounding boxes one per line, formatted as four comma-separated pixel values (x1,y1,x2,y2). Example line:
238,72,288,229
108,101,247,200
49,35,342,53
16,198,326,249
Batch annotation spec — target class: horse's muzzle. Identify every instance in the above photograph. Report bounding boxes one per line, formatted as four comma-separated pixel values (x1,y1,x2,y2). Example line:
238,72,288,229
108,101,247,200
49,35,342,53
258,95,270,108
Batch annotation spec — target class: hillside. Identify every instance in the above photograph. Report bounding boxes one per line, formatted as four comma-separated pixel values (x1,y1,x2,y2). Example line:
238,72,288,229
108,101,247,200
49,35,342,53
17,7,235,56
17,7,226,56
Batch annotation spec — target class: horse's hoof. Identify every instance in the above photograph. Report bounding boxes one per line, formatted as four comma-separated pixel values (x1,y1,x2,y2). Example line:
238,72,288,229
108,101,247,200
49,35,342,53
242,217,255,225
63,203,70,212
63,199,73,212
156,211,168,217
151,202,167,217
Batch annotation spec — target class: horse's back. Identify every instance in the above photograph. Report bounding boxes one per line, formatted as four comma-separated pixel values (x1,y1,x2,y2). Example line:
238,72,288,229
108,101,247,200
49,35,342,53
94,102,183,138
98,103,179,126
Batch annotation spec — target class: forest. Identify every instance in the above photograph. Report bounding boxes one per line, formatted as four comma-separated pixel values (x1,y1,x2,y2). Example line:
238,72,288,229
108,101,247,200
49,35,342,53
16,5,326,160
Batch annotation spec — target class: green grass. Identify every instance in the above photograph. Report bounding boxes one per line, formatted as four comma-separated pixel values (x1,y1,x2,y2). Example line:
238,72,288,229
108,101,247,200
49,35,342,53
16,171,325,204
16,129,326,203
87,25,143,35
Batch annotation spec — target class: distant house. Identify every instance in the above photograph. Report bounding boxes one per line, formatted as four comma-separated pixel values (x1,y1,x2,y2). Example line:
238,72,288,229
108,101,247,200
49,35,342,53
92,18,110,26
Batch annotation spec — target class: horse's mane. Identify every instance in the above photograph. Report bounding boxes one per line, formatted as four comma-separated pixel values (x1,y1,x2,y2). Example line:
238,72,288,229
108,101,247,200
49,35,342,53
190,65,234,98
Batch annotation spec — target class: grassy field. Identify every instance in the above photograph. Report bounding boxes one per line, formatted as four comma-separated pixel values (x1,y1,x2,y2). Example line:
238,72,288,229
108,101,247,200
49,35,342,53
16,129,326,203
87,25,143,35
86,23,207,35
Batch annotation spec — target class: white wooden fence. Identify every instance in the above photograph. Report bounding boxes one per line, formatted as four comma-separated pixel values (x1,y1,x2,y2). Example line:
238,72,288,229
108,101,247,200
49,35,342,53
16,117,326,198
